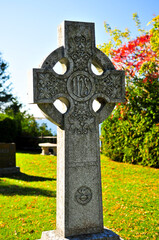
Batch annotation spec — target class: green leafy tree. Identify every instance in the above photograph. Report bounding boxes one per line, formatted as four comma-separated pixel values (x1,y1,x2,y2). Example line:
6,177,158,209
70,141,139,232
0,54,53,148
1,99,53,149
39,123,54,136
0,53,13,110
4,98,53,137
100,15,159,167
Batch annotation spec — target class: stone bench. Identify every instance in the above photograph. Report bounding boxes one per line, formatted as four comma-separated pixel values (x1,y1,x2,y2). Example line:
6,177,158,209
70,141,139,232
38,142,57,155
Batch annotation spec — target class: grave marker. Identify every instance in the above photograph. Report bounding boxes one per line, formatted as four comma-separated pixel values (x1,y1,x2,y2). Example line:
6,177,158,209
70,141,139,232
0,143,20,176
32,21,125,240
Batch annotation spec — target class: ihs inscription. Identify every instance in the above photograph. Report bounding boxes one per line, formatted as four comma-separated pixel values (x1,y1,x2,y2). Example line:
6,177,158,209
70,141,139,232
72,74,92,98
67,72,94,102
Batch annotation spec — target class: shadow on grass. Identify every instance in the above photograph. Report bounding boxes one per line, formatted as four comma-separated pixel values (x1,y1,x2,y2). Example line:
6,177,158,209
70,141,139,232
0,183,56,197
5,172,56,182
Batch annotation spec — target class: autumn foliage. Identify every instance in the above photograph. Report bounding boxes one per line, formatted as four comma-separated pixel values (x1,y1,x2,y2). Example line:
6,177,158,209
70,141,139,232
100,15,159,167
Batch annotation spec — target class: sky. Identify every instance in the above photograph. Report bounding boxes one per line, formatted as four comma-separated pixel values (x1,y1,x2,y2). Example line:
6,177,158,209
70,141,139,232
0,0,158,121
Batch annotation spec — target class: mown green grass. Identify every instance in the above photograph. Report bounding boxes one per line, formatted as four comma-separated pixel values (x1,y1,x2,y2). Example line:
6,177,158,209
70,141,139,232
0,153,158,240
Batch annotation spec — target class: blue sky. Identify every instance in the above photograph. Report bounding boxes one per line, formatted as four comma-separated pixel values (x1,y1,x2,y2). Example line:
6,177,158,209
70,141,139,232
0,0,158,120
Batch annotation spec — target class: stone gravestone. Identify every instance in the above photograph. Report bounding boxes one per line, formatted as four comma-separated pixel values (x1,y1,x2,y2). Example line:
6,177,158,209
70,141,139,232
32,21,125,240
0,143,20,176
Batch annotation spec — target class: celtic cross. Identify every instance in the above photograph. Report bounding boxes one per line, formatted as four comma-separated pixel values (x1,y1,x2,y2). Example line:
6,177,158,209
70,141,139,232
33,21,125,239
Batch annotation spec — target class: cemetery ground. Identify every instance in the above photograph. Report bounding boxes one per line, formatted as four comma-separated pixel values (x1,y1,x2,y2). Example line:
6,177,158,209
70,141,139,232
0,153,158,240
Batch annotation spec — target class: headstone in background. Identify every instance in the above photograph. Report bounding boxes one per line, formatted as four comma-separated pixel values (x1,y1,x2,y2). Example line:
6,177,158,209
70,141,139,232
0,143,20,176
33,21,125,240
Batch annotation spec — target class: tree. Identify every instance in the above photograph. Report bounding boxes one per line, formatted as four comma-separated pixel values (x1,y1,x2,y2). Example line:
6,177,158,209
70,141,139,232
4,98,53,138
0,53,13,110
0,53,53,148
0,98,53,149
100,14,159,167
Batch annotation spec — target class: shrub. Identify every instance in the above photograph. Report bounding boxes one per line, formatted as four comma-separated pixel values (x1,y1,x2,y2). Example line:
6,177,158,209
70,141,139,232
0,117,18,142
100,15,159,167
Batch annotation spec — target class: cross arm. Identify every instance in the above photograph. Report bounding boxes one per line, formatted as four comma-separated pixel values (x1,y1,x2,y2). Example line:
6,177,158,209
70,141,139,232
33,68,68,104
98,70,125,103
91,70,125,124
32,68,69,128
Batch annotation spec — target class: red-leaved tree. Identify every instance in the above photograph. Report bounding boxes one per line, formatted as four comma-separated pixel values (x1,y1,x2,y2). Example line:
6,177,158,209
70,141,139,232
100,14,159,167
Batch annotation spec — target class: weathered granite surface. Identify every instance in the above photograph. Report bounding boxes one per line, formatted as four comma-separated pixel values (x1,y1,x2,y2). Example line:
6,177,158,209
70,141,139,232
32,21,125,239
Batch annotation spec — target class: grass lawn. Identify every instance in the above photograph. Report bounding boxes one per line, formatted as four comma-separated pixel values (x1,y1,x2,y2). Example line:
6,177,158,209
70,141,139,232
0,153,159,240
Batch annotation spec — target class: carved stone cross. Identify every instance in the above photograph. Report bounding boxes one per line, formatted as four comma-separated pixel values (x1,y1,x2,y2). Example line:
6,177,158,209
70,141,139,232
33,21,125,240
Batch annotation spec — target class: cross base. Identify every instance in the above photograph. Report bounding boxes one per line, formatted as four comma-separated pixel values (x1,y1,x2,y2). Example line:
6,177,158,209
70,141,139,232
39,228,123,240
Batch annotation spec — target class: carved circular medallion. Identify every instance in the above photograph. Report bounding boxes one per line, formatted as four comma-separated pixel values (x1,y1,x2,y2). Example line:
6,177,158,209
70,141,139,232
67,72,94,101
75,186,92,205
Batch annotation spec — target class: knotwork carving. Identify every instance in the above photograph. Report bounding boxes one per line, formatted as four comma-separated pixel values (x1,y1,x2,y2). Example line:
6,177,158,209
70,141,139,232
68,35,91,71
95,72,123,99
73,36,87,52
37,72,67,100
68,101,94,134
